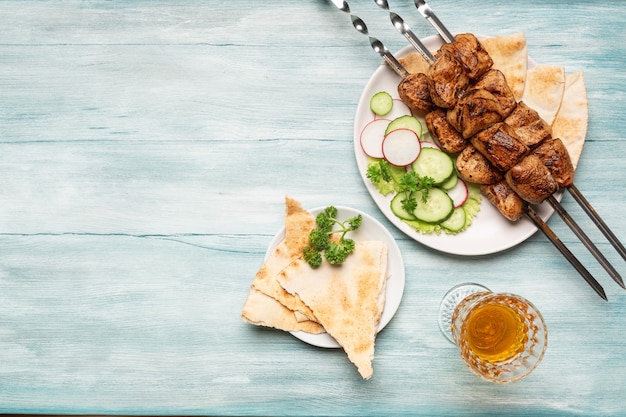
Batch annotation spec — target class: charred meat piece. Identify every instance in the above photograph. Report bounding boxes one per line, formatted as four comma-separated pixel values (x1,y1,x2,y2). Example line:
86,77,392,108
471,122,529,171
505,101,552,149
472,69,517,118
440,33,493,80
480,180,527,221
397,73,437,113
425,109,467,153
446,89,505,139
427,49,470,108
505,154,559,204
532,138,575,188
456,145,503,184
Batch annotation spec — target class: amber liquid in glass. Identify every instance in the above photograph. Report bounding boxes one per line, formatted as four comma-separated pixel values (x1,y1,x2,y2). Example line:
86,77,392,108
462,302,527,363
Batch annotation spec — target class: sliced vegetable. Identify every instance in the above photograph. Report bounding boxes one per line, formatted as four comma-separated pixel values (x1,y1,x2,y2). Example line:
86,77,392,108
360,118,390,159
440,207,466,232
390,192,417,220
385,115,422,138
382,129,421,167
446,177,469,208
440,171,458,190
411,147,454,185
412,188,454,224
370,91,394,116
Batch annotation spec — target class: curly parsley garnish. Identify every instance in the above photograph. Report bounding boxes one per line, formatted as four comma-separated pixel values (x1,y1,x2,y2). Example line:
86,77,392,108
302,206,363,268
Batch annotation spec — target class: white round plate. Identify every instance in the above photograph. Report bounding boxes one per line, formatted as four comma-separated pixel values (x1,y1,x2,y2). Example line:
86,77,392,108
353,35,558,256
265,206,405,348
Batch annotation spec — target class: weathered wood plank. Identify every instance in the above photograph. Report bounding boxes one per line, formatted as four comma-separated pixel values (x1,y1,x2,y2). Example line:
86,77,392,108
0,0,624,415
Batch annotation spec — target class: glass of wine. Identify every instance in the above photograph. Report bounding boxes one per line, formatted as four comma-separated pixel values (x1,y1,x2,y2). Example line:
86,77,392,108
438,283,548,384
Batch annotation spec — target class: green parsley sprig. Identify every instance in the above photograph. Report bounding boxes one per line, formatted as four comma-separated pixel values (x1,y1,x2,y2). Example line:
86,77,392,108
366,159,393,184
398,171,435,214
302,206,363,268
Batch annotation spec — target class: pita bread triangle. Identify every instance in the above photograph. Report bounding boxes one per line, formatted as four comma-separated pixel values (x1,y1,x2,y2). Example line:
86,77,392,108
480,32,528,100
276,240,389,379
522,63,566,125
241,197,323,333
551,71,588,169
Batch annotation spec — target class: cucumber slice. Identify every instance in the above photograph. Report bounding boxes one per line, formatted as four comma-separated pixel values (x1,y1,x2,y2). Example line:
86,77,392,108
385,115,422,138
413,188,454,224
441,206,466,232
440,171,458,190
370,91,393,116
411,147,454,185
390,193,417,220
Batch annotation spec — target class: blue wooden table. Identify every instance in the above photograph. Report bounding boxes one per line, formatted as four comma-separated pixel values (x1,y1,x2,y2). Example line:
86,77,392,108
1,1,624,415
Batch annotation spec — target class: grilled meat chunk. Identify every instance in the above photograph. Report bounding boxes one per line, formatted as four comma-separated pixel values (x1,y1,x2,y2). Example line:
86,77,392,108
446,88,505,138
446,69,518,139
471,122,529,171
397,73,437,113
427,49,470,108
425,109,468,153
532,138,575,188
472,69,517,118
481,180,527,221
505,101,552,149
440,33,493,80
456,145,503,184
505,154,558,204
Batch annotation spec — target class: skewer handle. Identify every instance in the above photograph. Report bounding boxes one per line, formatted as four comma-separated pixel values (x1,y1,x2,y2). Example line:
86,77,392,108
526,207,607,301
547,196,625,289
567,185,626,262
414,0,455,43
369,37,410,78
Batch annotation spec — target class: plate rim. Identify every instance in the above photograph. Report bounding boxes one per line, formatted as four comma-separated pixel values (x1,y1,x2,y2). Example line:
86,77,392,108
264,205,406,349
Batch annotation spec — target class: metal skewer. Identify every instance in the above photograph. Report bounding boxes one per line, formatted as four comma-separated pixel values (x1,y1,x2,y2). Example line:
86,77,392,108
373,0,435,64
547,196,624,289
329,0,409,78
527,207,607,301
414,0,455,43
567,185,626,262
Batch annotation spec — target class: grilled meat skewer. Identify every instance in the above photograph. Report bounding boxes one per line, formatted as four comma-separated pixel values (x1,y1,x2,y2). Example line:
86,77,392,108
398,26,624,290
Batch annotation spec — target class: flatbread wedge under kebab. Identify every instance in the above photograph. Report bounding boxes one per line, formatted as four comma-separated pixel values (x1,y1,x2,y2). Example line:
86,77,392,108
551,71,588,169
277,240,389,380
241,197,324,333
480,32,528,101
521,63,566,126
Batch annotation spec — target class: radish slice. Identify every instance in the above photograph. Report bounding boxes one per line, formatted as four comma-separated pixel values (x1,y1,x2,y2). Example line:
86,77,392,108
360,118,390,159
375,99,412,120
382,128,421,167
420,141,442,150
447,177,469,208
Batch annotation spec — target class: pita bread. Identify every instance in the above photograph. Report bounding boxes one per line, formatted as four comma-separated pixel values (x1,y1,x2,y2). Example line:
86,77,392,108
241,197,320,332
480,32,528,100
551,71,588,169
522,64,566,125
277,241,389,379
399,52,432,75
241,289,324,334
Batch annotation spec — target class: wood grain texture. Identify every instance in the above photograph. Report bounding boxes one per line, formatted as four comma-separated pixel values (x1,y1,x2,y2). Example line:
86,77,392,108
0,0,624,415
